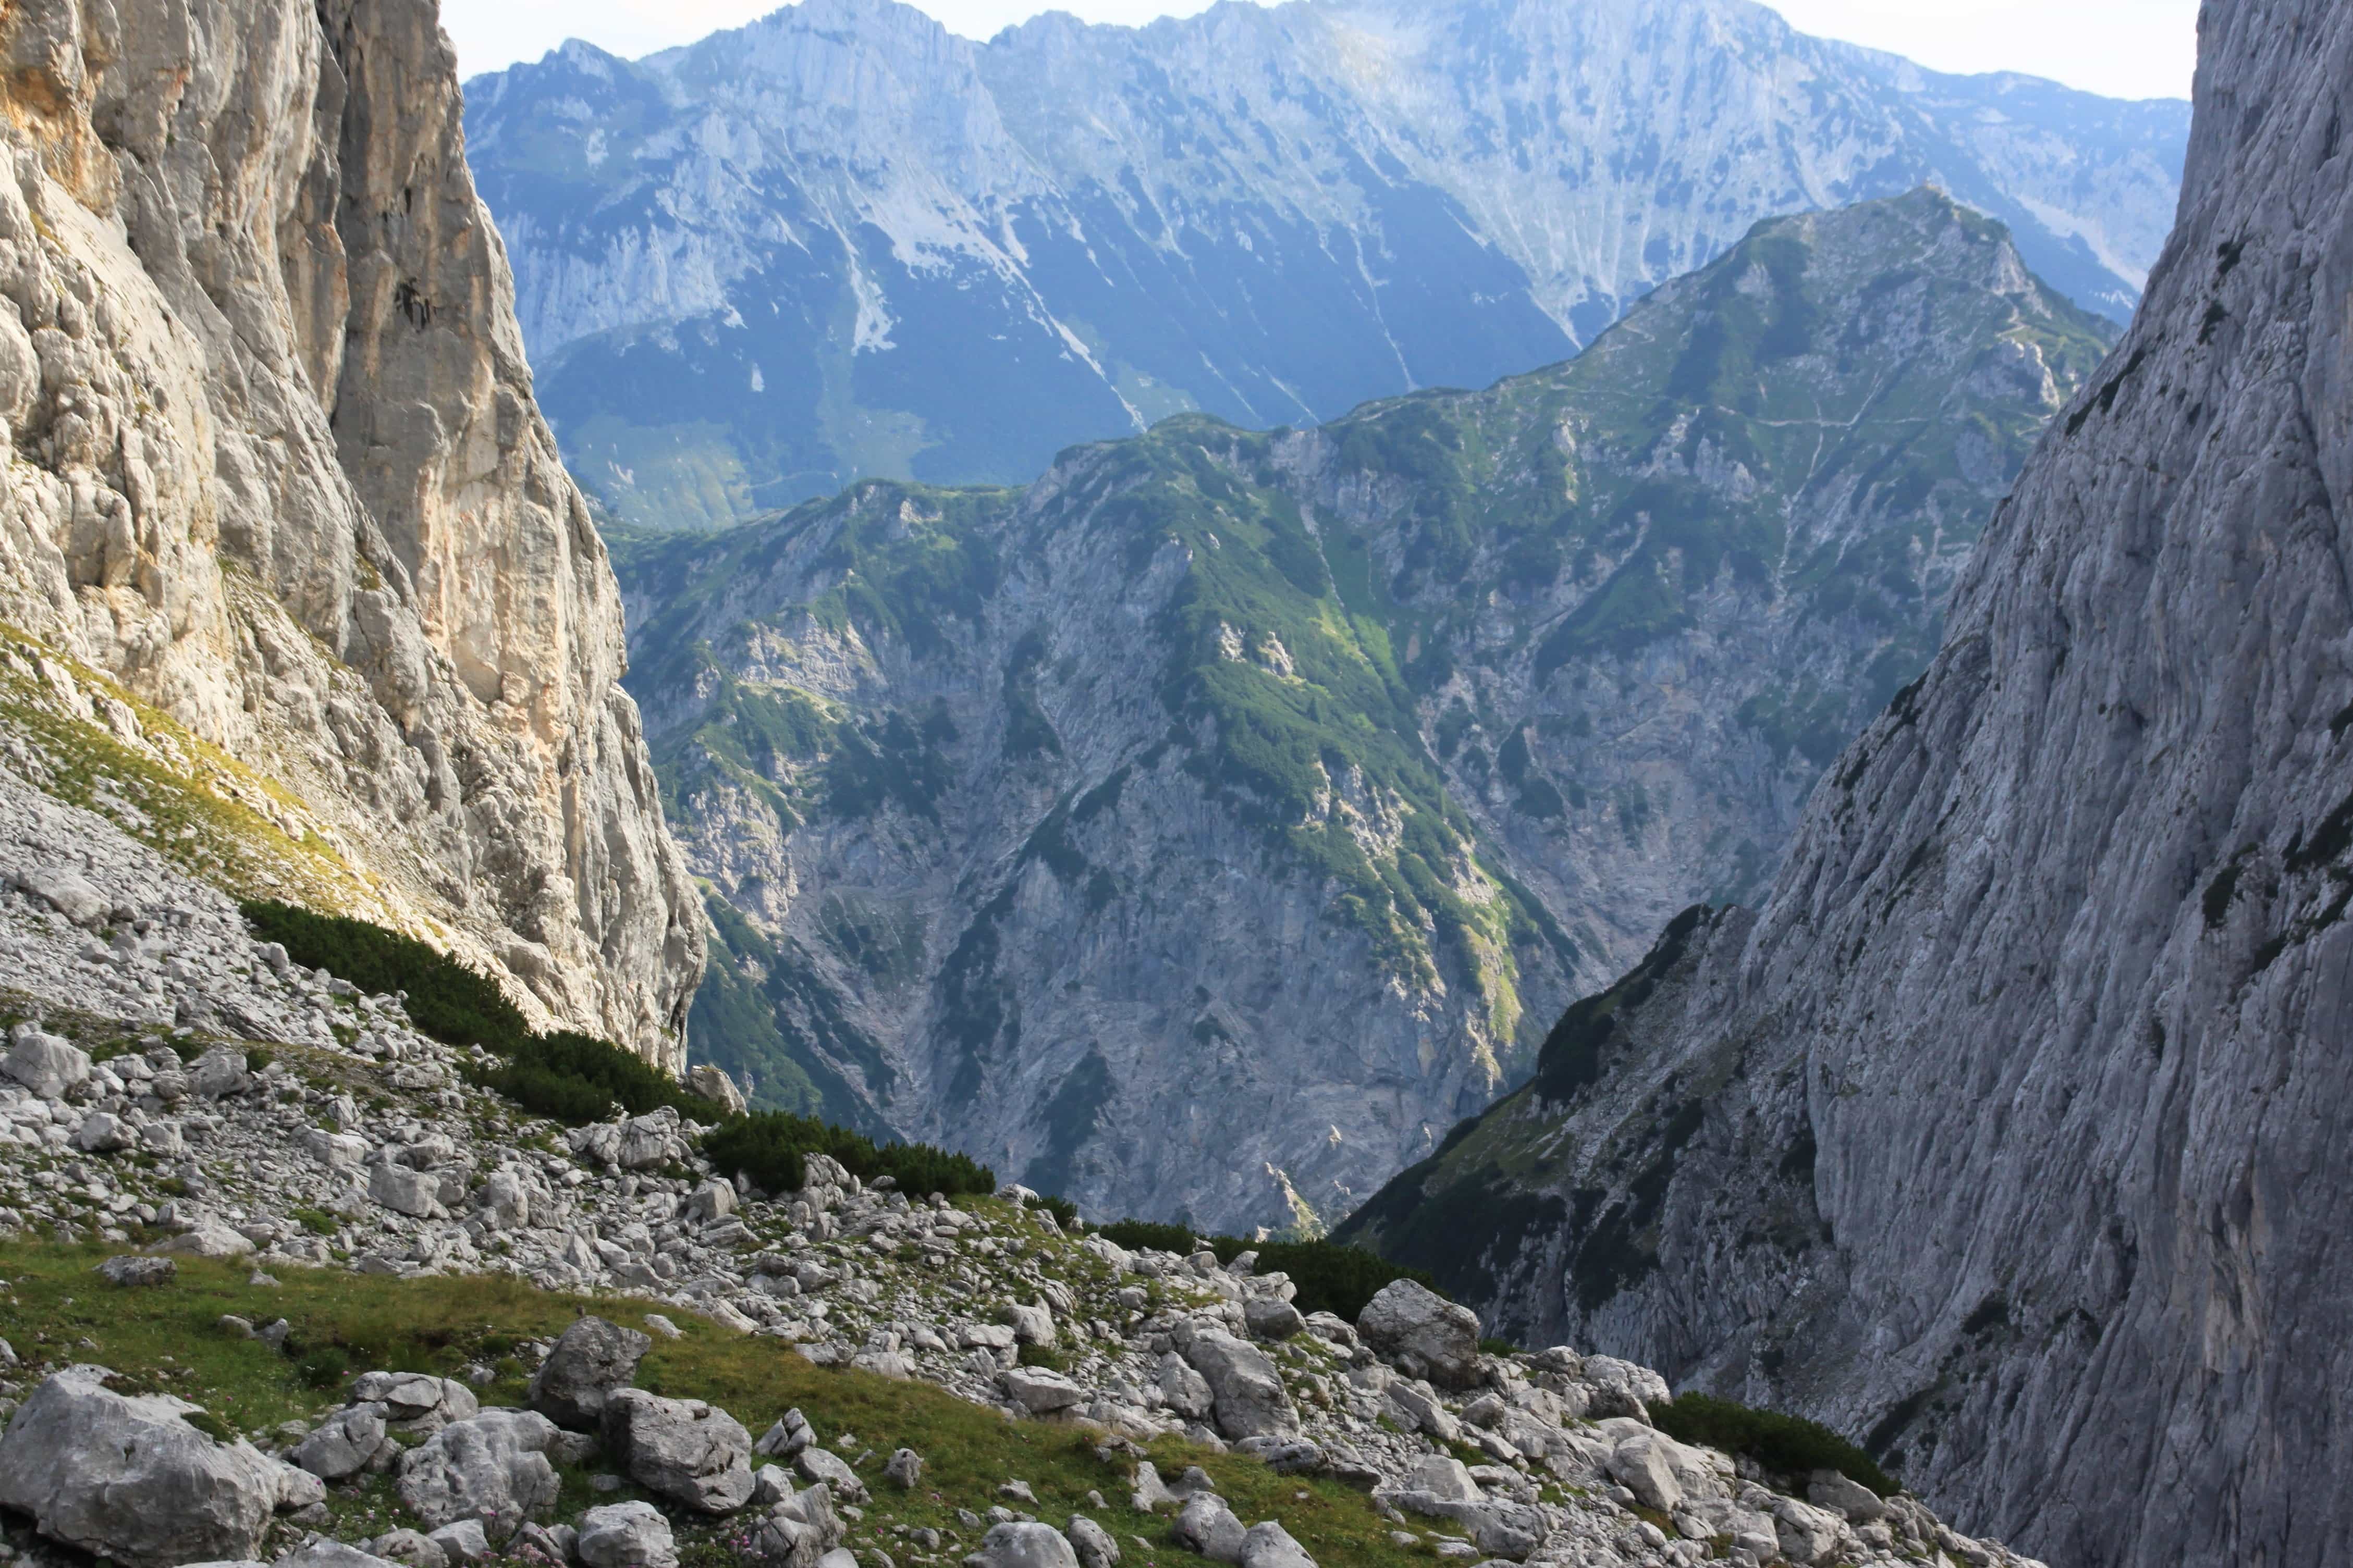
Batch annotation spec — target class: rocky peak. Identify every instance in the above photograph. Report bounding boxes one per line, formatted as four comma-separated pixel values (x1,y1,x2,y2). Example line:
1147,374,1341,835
0,0,702,1056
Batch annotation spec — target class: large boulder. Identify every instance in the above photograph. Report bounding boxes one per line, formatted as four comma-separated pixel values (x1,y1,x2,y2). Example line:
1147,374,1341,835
1606,1430,1684,1513
578,1501,679,1568
1175,1326,1298,1440
529,1316,653,1428
189,1046,252,1099
602,1388,755,1513
1171,1495,1247,1564
745,1480,844,1567
962,1522,1080,1568
17,866,108,927
0,1365,298,1566
396,1409,563,1534
1241,1299,1305,1341
355,1372,479,1436
687,1064,747,1117
1067,1517,1120,1568
292,1405,391,1480
370,1162,446,1219
2,1028,90,1100
153,1224,258,1260
1155,1353,1214,1420
791,1444,869,1504
1001,1365,1087,1415
568,1107,693,1172
1355,1280,1482,1390
1238,1523,1316,1568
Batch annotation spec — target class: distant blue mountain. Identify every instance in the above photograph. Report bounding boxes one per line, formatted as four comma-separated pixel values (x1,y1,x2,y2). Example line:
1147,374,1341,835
464,0,2187,528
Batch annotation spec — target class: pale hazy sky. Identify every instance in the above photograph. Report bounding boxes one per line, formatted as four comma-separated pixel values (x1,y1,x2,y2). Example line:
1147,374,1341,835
443,0,2198,102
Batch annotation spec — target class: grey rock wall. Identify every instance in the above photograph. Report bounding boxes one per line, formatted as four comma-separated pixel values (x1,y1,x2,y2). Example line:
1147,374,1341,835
1341,2,2353,1563
0,0,702,1058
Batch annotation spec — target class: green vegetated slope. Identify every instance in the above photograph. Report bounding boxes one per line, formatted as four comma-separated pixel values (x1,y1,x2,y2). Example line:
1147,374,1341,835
613,190,2114,1232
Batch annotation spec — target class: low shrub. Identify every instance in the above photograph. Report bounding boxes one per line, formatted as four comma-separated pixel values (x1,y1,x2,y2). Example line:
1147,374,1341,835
467,1030,708,1125
1250,1240,1438,1323
1023,1193,1079,1230
241,900,529,1052
243,899,706,1127
1094,1219,1202,1255
703,1110,996,1199
1089,1221,1439,1322
1652,1391,1899,1497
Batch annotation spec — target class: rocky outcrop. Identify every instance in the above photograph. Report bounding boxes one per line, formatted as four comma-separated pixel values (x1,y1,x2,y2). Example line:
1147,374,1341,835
1341,2,2353,1563
616,190,2112,1230
463,0,2184,526
0,0,701,1058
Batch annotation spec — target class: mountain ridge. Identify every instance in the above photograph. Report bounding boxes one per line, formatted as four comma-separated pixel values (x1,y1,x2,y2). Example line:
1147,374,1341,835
611,188,2114,1232
461,0,2183,527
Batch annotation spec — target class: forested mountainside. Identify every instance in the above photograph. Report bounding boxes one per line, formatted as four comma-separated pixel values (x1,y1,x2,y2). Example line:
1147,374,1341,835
1340,1,2353,1563
611,190,2112,1232
0,0,701,1055
462,0,2183,527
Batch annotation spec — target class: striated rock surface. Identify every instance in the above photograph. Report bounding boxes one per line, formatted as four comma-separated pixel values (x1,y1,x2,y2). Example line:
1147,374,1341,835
1342,2,2353,1563
0,0,701,1058
462,0,2185,526
614,190,2111,1230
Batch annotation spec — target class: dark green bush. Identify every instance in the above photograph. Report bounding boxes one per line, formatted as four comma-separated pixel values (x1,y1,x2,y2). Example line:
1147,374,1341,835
1089,1221,1440,1322
243,900,706,1127
1251,1240,1439,1322
704,1110,996,1199
242,900,529,1052
466,1030,708,1124
1095,1219,1203,1255
1652,1391,1899,1497
1024,1193,1079,1229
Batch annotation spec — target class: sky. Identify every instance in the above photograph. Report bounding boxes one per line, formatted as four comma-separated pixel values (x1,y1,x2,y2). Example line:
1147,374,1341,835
440,0,2198,102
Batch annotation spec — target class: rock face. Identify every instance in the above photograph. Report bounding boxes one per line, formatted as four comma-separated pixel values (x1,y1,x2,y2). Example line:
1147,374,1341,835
462,0,2184,527
614,190,2112,1229
1340,3,2353,1563
0,0,701,1059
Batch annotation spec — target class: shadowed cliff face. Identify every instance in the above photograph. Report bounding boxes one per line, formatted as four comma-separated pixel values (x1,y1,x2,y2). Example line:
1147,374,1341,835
1341,3,2353,1563
461,0,2185,527
611,190,2113,1233
0,0,702,1057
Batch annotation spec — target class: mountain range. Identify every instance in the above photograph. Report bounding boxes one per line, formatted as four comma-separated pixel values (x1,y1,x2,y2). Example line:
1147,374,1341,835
608,188,2113,1231
461,0,2185,528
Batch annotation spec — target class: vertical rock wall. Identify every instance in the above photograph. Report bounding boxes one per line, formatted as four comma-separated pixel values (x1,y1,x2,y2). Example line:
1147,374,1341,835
1344,2,2353,1563
0,0,702,1058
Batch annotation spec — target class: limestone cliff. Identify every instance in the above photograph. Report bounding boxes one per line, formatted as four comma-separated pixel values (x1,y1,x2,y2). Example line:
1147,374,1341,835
1341,2,2353,1563
0,0,702,1058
